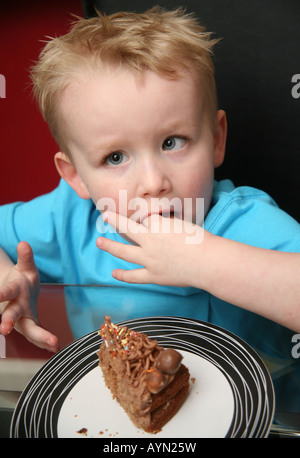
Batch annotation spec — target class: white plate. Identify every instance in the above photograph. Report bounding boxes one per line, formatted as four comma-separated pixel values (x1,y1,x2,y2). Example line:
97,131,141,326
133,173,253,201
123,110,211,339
58,351,234,438
10,316,275,438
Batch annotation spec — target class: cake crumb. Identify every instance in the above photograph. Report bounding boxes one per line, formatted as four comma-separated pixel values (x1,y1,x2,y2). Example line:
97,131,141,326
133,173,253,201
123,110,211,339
77,427,88,435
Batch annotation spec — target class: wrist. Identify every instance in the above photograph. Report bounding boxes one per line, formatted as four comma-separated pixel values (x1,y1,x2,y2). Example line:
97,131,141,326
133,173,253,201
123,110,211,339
187,229,213,290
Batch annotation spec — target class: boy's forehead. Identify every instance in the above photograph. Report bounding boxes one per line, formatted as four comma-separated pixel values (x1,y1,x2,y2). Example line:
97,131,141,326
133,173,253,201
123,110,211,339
57,78,219,174
57,64,210,148
60,64,204,112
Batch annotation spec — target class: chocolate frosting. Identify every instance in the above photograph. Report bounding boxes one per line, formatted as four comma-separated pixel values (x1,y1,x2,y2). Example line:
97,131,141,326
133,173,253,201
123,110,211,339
99,316,183,395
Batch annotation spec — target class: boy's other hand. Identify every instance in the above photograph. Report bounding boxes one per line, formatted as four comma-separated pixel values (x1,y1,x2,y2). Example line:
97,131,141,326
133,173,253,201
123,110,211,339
0,241,59,353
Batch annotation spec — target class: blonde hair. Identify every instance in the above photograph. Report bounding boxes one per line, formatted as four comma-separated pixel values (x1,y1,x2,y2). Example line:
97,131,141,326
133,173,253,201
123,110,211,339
31,7,219,147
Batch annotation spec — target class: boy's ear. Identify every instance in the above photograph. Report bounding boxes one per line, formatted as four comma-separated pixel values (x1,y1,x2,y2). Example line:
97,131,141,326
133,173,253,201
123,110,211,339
54,152,91,200
213,110,227,168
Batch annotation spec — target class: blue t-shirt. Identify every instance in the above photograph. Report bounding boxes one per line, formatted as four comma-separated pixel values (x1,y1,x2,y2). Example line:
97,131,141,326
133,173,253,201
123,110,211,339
1,179,300,353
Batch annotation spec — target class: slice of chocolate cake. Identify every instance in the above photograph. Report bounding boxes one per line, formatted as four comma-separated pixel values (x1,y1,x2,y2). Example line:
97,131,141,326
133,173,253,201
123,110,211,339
98,316,190,433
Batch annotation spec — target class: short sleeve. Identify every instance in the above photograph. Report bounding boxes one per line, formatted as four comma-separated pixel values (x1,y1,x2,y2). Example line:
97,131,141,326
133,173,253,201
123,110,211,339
0,183,65,282
205,181,300,252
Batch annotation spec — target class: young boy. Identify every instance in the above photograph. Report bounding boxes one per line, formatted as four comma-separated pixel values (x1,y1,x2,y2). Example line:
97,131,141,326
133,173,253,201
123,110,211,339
0,7,299,374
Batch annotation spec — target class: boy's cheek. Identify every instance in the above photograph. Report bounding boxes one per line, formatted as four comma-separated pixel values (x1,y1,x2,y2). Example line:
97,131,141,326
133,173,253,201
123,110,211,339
95,188,130,217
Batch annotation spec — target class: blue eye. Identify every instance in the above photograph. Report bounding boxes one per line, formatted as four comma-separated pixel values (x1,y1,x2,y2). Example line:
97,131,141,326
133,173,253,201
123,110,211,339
105,151,126,166
162,136,186,151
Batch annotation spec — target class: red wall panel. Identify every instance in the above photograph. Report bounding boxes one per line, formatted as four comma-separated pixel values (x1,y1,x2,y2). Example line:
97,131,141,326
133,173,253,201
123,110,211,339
0,0,83,205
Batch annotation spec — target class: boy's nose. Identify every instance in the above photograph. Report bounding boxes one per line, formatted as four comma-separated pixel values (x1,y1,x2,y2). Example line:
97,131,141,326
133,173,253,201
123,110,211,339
137,161,171,198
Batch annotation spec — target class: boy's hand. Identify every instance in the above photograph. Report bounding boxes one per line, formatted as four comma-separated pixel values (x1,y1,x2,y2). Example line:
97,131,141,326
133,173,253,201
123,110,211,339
0,242,59,352
96,212,204,288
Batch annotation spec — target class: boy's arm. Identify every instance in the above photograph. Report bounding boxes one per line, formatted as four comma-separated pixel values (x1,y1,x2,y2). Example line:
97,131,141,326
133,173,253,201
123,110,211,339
96,212,300,333
0,242,59,352
195,233,300,332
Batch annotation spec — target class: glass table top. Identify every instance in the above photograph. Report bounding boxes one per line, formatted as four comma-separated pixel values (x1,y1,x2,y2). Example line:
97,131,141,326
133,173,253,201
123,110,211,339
1,284,300,438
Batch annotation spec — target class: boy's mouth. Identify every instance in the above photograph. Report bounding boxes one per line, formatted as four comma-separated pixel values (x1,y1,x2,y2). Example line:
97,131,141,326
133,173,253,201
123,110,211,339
138,209,176,225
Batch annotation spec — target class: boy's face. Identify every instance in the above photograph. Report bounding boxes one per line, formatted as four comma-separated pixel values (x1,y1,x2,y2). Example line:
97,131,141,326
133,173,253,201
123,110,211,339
55,66,226,225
